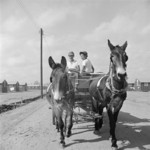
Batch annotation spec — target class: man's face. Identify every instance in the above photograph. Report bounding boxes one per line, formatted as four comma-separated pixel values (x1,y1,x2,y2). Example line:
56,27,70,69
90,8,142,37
80,54,86,60
68,55,74,61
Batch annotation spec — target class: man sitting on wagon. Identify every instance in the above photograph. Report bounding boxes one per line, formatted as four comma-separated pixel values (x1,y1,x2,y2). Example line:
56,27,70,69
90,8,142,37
67,51,80,74
79,51,94,75
66,51,80,91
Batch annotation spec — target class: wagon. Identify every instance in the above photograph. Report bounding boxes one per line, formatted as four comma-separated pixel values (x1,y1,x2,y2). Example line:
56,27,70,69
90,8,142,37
69,72,105,122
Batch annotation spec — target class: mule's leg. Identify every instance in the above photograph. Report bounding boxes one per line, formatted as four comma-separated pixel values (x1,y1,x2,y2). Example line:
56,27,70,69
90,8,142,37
98,104,104,129
56,120,60,132
94,104,103,133
66,112,73,137
57,117,65,147
52,109,60,132
52,108,55,125
92,99,100,133
107,109,119,148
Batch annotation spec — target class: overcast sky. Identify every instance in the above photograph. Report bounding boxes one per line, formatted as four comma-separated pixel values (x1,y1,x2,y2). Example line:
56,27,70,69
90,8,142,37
0,0,150,84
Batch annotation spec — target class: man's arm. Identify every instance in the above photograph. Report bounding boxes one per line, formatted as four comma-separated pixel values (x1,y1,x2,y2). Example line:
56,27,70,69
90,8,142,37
81,66,86,73
77,65,80,72
68,68,80,73
92,65,94,73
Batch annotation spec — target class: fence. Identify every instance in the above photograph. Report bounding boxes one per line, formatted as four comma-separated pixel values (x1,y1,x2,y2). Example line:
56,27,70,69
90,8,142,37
0,80,28,93
0,80,47,93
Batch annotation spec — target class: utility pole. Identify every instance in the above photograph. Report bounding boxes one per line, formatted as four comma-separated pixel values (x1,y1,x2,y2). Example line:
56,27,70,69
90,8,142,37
40,28,43,98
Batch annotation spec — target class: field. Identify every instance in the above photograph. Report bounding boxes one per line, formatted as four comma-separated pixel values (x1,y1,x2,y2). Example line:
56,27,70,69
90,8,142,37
0,91,150,150
0,90,43,105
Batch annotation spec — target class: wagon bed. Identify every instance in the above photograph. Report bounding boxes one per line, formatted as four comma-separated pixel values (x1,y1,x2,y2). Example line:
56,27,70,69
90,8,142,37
69,73,105,121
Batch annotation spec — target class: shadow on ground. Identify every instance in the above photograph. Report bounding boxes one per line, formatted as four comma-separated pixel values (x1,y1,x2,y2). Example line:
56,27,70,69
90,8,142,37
66,111,150,150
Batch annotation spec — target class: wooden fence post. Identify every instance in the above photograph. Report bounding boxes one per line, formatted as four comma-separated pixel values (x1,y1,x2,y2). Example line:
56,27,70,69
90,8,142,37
16,81,20,92
2,80,8,93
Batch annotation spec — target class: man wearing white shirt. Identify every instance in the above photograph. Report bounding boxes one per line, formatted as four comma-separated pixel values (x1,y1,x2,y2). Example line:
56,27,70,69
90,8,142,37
67,51,80,91
67,51,80,73
80,51,94,74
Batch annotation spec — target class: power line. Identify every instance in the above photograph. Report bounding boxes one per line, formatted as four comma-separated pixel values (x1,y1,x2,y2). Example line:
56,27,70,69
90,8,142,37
16,0,40,29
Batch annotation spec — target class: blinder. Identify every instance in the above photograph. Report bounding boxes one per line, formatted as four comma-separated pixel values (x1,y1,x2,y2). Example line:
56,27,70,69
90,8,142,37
50,77,52,82
124,53,128,62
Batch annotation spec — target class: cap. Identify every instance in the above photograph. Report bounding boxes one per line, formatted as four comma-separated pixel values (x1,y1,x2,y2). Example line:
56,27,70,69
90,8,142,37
79,51,88,57
68,51,74,56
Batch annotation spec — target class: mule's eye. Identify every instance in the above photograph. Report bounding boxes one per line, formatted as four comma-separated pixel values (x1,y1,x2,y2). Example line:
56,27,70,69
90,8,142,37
110,55,114,62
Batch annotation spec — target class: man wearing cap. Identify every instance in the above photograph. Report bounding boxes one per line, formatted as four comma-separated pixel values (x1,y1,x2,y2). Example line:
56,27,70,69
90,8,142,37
67,51,80,73
80,51,94,74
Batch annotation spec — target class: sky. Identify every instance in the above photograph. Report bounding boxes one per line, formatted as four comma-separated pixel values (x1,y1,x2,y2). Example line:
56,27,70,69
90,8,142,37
0,0,150,84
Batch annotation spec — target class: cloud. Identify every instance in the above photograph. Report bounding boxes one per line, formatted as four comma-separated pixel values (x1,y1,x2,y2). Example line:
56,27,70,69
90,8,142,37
0,34,16,51
7,56,25,67
141,24,150,35
38,9,66,28
84,15,135,43
1,16,26,33
38,7,82,28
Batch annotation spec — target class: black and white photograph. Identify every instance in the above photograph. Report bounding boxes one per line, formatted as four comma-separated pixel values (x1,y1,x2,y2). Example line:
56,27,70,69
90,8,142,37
0,0,150,150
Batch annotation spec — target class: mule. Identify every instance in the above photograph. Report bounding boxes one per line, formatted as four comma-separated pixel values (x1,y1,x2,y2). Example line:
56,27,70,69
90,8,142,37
89,40,128,149
46,56,74,147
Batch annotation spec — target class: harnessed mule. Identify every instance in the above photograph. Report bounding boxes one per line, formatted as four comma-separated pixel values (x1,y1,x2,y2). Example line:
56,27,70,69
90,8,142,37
89,40,128,149
46,56,74,147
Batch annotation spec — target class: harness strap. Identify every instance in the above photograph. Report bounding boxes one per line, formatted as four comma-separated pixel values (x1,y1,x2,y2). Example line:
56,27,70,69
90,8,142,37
47,83,52,93
106,77,127,94
96,75,108,103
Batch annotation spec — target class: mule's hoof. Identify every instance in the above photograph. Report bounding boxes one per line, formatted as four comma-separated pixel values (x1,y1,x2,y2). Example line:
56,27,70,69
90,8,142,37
94,130,100,135
66,131,72,138
60,141,65,148
66,133,71,138
111,147,118,150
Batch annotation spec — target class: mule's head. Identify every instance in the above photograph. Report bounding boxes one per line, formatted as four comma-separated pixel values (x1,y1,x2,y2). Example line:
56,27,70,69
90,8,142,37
48,56,69,101
108,39,128,80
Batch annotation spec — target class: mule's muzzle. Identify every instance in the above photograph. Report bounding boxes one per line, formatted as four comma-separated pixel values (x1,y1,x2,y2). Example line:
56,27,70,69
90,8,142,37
117,72,127,80
54,96,66,102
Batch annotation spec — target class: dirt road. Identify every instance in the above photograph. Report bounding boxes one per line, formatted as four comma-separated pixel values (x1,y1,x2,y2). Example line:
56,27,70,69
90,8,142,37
0,92,150,150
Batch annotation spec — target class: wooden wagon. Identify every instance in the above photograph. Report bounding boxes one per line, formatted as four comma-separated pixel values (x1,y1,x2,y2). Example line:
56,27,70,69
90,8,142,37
69,72,105,123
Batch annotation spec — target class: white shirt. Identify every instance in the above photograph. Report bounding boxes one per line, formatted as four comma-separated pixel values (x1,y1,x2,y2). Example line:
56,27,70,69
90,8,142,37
67,60,79,73
82,58,93,73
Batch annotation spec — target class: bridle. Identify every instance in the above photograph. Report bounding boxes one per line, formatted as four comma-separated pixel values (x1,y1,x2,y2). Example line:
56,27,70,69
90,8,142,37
106,55,128,95
50,71,74,102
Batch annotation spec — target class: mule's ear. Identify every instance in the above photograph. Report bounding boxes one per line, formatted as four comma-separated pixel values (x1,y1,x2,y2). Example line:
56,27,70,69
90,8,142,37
108,39,115,51
48,56,56,69
121,41,128,51
61,56,67,69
